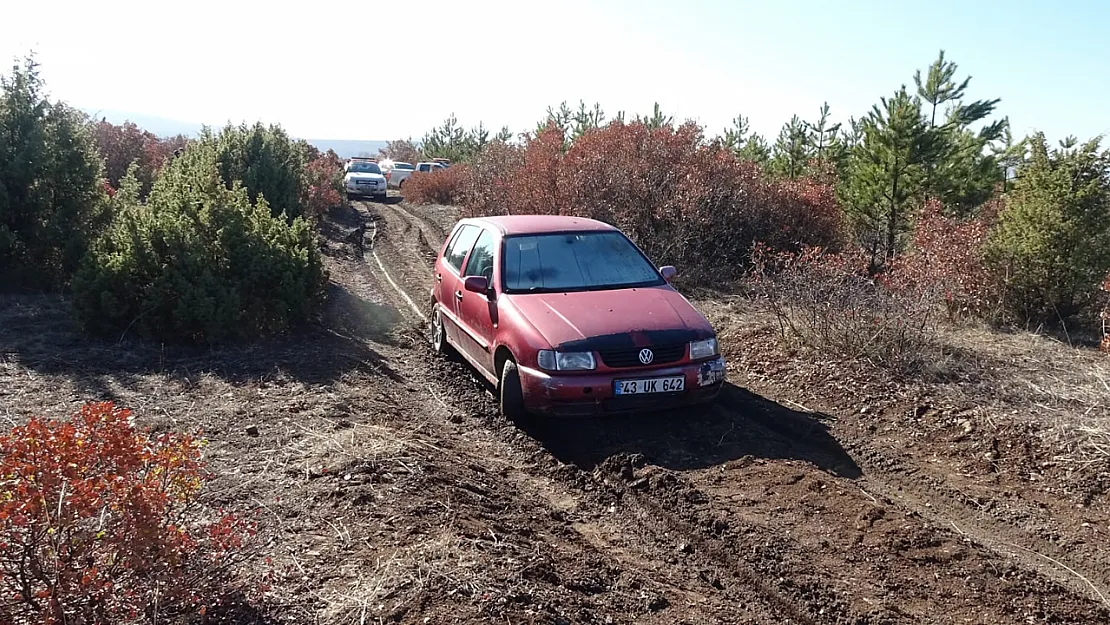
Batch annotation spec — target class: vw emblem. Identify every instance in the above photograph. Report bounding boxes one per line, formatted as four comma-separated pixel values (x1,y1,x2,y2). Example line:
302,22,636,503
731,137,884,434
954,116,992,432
638,348,654,365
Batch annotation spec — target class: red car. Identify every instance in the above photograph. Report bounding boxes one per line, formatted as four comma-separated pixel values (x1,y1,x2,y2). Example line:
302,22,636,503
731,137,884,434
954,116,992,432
429,215,726,418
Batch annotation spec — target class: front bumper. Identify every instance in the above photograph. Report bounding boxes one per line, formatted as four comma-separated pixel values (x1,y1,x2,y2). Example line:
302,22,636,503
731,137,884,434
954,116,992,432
346,183,385,196
518,356,726,417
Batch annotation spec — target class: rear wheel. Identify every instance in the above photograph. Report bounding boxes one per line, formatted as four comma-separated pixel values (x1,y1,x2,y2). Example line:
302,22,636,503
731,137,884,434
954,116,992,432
499,359,528,422
430,306,457,358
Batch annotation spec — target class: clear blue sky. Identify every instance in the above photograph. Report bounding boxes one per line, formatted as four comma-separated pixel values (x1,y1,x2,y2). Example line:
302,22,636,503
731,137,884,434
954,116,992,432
2,0,1107,144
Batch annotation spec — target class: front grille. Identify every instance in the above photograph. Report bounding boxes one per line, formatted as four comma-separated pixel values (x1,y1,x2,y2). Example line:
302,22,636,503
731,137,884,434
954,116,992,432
598,344,686,368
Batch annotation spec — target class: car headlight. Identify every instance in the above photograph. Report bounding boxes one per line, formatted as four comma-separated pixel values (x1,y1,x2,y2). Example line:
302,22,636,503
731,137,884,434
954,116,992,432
537,350,596,371
689,338,718,360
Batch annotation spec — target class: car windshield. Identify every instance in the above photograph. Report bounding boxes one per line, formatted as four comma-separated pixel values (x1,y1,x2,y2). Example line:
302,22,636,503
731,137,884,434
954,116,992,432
502,231,664,293
350,162,381,174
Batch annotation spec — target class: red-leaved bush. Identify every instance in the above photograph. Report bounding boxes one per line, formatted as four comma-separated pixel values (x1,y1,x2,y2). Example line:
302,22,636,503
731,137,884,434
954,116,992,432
888,198,1001,320
92,120,187,196
451,121,845,281
404,166,468,205
301,151,345,218
0,402,254,625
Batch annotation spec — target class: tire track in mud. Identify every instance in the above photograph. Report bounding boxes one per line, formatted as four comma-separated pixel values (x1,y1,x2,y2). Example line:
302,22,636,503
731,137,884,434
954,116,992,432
337,209,771,622
358,199,1110,623
360,200,830,621
362,200,885,622
846,440,1110,610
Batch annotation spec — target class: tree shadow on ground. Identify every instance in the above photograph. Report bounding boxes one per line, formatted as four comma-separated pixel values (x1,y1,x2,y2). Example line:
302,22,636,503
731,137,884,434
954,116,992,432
519,382,861,479
194,591,294,625
0,284,405,402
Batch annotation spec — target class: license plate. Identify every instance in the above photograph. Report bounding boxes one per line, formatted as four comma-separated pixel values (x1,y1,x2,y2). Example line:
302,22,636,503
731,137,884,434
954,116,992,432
614,376,685,395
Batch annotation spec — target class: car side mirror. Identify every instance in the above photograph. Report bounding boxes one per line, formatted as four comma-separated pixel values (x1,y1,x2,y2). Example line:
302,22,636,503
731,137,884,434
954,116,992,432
660,265,677,281
463,275,490,295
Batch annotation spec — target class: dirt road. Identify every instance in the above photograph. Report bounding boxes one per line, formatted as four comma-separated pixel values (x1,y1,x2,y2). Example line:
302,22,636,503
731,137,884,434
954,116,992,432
1,197,1106,624
350,197,1110,624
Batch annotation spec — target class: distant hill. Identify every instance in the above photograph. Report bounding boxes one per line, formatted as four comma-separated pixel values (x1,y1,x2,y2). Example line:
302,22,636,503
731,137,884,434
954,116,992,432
81,108,206,138
79,108,390,158
304,139,390,159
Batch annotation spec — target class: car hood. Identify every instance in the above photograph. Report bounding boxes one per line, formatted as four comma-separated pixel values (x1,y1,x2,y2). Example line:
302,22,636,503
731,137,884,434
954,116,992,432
508,285,714,351
346,172,386,181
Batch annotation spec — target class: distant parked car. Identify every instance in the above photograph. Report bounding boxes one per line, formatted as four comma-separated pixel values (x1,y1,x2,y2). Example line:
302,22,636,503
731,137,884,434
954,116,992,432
343,161,387,199
391,161,446,189
428,215,726,420
384,161,415,188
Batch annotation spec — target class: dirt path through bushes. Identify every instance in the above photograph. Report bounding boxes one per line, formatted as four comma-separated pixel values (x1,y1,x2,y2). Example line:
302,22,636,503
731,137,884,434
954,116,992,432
2,198,1106,624
350,198,1110,624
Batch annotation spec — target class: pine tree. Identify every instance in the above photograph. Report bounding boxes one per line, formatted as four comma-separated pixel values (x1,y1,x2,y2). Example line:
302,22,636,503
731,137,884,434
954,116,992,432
720,114,771,168
841,87,943,270
806,102,842,158
637,102,673,130
0,55,107,290
914,50,1004,212
985,133,1110,320
770,115,810,179
722,114,751,153
738,133,771,168
572,101,605,140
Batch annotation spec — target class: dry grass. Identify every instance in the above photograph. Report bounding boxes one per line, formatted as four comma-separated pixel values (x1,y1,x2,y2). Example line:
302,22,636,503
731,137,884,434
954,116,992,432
317,532,489,625
948,326,1110,469
698,290,1110,474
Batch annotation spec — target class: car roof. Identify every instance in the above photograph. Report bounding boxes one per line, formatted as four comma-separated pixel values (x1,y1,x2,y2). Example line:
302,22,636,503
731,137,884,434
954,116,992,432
462,215,617,236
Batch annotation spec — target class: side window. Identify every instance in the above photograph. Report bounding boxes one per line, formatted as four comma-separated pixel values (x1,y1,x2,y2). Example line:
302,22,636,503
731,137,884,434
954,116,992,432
444,225,480,272
463,230,496,283
418,164,430,172
442,226,463,259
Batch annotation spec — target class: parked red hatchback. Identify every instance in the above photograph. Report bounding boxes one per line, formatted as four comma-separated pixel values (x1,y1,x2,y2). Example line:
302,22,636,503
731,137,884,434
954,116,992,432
429,215,726,418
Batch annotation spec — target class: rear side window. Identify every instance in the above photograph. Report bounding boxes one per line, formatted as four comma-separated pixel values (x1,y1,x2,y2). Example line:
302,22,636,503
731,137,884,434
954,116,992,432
418,164,431,172
463,230,496,282
444,225,480,272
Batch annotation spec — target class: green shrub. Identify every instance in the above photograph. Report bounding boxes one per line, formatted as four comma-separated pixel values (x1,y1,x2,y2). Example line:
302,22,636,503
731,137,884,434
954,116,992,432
0,57,108,290
213,122,307,221
985,133,1110,321
72,141,328,343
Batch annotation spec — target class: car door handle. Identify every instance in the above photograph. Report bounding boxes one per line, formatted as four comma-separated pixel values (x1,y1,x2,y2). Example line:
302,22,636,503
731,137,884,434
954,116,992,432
436,274,442,282
455,290,463,300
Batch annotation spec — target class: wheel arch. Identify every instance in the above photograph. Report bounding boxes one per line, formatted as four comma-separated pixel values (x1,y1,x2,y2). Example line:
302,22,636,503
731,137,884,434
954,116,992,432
494,345,515,380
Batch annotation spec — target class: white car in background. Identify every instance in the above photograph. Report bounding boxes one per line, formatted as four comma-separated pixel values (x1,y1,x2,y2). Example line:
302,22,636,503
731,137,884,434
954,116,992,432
344,161,387,199
389,161,447,189
382,161,415,188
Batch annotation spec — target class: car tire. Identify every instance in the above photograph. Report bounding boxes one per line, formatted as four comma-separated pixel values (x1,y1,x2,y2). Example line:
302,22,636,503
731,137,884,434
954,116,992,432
430,306,457,358
398,179,406,189
499,358,529,423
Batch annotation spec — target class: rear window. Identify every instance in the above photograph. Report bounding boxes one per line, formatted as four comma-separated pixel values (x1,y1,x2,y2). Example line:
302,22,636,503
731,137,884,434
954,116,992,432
502,231,663,293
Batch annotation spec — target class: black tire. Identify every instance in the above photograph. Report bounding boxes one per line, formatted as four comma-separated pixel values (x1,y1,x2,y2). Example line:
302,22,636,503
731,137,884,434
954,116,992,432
499,359,529,422
430,306,457,358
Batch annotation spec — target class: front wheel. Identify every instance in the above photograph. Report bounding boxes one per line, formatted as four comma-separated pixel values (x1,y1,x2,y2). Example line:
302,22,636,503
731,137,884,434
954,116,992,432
499,359,529,422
